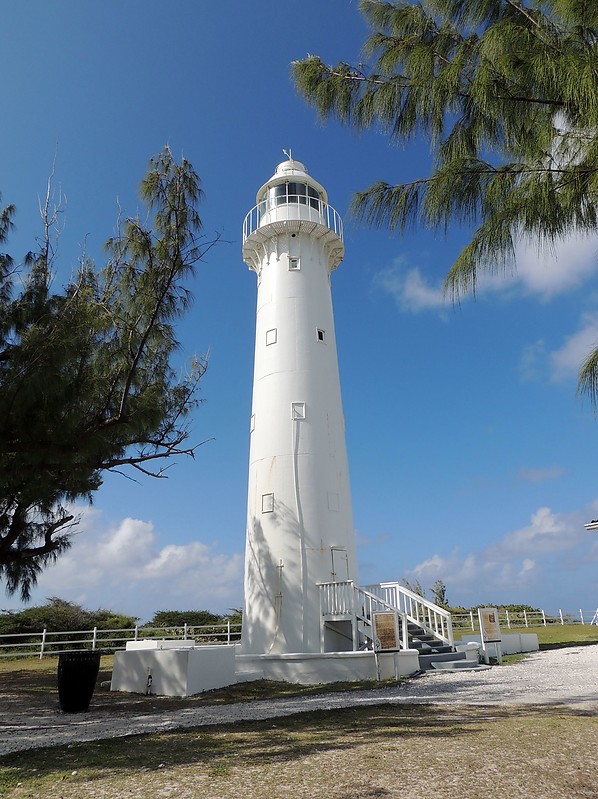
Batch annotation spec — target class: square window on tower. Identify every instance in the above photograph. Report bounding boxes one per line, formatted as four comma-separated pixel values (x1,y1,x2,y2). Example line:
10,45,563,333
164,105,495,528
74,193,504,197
289,257,300,271
261,493,274,513
317,328,326,343
266,328,277,346
291,402,306,420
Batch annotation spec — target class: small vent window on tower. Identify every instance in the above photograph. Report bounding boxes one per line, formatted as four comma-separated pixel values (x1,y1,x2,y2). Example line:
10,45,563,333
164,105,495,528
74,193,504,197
291,402,306,420
317,328,326,343
261,493,274,513
250,414,255,432
289,257,300,271
266,328,277,346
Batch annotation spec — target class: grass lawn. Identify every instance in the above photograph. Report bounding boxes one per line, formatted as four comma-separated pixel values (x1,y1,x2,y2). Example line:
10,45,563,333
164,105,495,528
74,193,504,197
0,625,596,798
1,703,596,799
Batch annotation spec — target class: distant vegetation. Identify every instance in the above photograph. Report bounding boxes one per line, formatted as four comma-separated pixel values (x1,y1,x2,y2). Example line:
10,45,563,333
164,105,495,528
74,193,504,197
0,598,137,636
148,609,242,628
401,577,542,614
0,599,241,636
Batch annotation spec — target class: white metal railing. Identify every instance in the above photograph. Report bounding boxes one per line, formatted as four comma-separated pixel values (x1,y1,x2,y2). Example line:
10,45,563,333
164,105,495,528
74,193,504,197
365,582,454,647
319,580,452,650
243,196,344,243
0,621,242,659
451,608,598,630
2,605,595,660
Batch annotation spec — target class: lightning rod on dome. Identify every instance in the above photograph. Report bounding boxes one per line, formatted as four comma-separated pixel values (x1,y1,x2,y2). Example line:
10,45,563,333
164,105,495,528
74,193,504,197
282,147,293,161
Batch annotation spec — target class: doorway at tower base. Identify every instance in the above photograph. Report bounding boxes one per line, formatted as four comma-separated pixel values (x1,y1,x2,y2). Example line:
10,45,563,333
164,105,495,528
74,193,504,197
235,649,420,685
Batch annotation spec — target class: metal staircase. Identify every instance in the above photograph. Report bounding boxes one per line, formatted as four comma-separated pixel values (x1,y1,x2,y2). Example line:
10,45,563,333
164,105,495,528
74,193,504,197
319,580,477,671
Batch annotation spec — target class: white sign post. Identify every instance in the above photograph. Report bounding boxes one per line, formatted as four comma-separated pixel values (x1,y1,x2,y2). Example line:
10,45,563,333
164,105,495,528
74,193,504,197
478,607,502,664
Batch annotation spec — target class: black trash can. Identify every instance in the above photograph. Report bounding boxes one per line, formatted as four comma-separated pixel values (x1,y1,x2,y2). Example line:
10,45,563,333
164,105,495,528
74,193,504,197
57,651,101,713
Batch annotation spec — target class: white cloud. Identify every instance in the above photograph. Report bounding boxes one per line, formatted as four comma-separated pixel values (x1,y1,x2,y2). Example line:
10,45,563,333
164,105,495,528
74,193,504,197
7,506,244,620
374,261,446,312
518,339,548,382
403,502,597,606
375,232,598,312
514,233,598,300
549,312,598,382
517,465,566,483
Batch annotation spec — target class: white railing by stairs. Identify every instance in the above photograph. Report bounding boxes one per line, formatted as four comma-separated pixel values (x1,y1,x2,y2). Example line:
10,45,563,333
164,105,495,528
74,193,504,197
365,582,454,647
319,580,454,651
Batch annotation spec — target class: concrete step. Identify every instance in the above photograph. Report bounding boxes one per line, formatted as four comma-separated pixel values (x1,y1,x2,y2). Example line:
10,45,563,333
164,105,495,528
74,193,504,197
418,651,467,670
431,660,492,672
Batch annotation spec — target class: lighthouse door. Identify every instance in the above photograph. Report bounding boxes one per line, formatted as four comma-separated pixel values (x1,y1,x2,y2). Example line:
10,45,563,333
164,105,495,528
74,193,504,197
330,547,349,582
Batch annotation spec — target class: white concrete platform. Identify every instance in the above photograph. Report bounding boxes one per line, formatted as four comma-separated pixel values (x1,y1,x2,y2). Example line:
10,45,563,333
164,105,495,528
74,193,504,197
111,643,421,696
236,648,421,685
111,644,237,697
457,632,539,655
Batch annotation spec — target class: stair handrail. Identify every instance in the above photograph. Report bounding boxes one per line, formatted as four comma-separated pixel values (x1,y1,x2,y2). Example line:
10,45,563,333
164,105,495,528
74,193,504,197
354,585,411,649
319,580,411,649
364,581,454,648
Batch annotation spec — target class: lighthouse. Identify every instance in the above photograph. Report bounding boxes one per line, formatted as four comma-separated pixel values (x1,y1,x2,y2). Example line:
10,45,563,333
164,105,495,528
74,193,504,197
241,157,358,655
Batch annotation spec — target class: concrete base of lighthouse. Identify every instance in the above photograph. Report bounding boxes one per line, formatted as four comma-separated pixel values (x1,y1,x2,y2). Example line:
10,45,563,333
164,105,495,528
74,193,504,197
235,648,421,685
111,641,421,697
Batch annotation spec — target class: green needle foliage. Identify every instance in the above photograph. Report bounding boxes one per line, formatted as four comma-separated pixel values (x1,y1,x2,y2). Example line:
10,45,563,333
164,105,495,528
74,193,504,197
292,0,598,400
0,147,215,600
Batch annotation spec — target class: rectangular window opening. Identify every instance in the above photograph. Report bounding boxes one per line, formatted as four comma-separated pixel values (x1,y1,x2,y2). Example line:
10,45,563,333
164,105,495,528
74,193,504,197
266,328,278,346
289,257,300,271
291,402,306,420
262,493,274,513
317,328,326,342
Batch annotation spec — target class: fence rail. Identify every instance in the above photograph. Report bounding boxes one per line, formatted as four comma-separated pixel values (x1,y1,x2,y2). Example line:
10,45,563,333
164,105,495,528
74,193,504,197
451,608,598,631
1,608,596,659
0,621,242,659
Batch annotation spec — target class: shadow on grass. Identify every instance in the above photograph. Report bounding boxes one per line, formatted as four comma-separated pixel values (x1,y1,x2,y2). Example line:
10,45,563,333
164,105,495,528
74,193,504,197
1,704,479,786
4,701,595,793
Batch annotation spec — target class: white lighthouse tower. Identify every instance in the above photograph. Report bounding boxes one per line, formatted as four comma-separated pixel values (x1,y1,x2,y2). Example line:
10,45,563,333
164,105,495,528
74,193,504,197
240,157,358,655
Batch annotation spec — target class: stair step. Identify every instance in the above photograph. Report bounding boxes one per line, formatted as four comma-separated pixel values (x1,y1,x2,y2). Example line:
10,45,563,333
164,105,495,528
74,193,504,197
418,651,466,671
431,661,492,672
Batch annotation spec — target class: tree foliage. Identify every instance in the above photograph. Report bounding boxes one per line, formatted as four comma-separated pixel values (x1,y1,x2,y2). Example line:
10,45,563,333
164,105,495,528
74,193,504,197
430,578,449,608
0,597,137,635
293,0,598,398
149,609,224,628
0,147,214,600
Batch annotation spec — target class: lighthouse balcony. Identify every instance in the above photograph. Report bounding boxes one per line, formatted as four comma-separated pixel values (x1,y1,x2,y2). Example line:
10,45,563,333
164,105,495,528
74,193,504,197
244,194,343,236
242,198,344,272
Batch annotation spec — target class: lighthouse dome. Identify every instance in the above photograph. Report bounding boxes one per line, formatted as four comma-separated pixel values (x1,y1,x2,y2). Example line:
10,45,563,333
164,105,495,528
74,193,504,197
243,158,344,272
255,158,328,205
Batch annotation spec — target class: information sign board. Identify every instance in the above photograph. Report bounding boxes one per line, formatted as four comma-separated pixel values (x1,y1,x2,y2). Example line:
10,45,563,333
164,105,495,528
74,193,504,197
372,611,400,651
478,607,501,643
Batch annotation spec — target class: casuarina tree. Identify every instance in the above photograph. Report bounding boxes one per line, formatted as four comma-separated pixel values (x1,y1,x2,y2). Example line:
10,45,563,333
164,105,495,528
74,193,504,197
292,0,598,398
0,147,215,600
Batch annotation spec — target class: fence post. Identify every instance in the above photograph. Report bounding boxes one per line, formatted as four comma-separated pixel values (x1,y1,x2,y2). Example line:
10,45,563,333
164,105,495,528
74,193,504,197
227,620,231,644
541,609,546,626
134,624,139,641
39,628,47,659
183,623,188,640
559,609,564,625
580,609,585,625
469,610,474,631
92,627,98,650
505,610,511,629
523,610,528,627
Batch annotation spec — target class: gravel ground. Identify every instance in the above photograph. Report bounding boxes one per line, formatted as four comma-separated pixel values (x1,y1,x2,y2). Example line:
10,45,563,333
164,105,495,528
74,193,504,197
1,645,596,756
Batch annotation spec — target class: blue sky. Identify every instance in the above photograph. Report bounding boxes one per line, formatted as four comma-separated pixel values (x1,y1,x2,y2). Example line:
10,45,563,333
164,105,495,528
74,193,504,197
2,1,597,621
